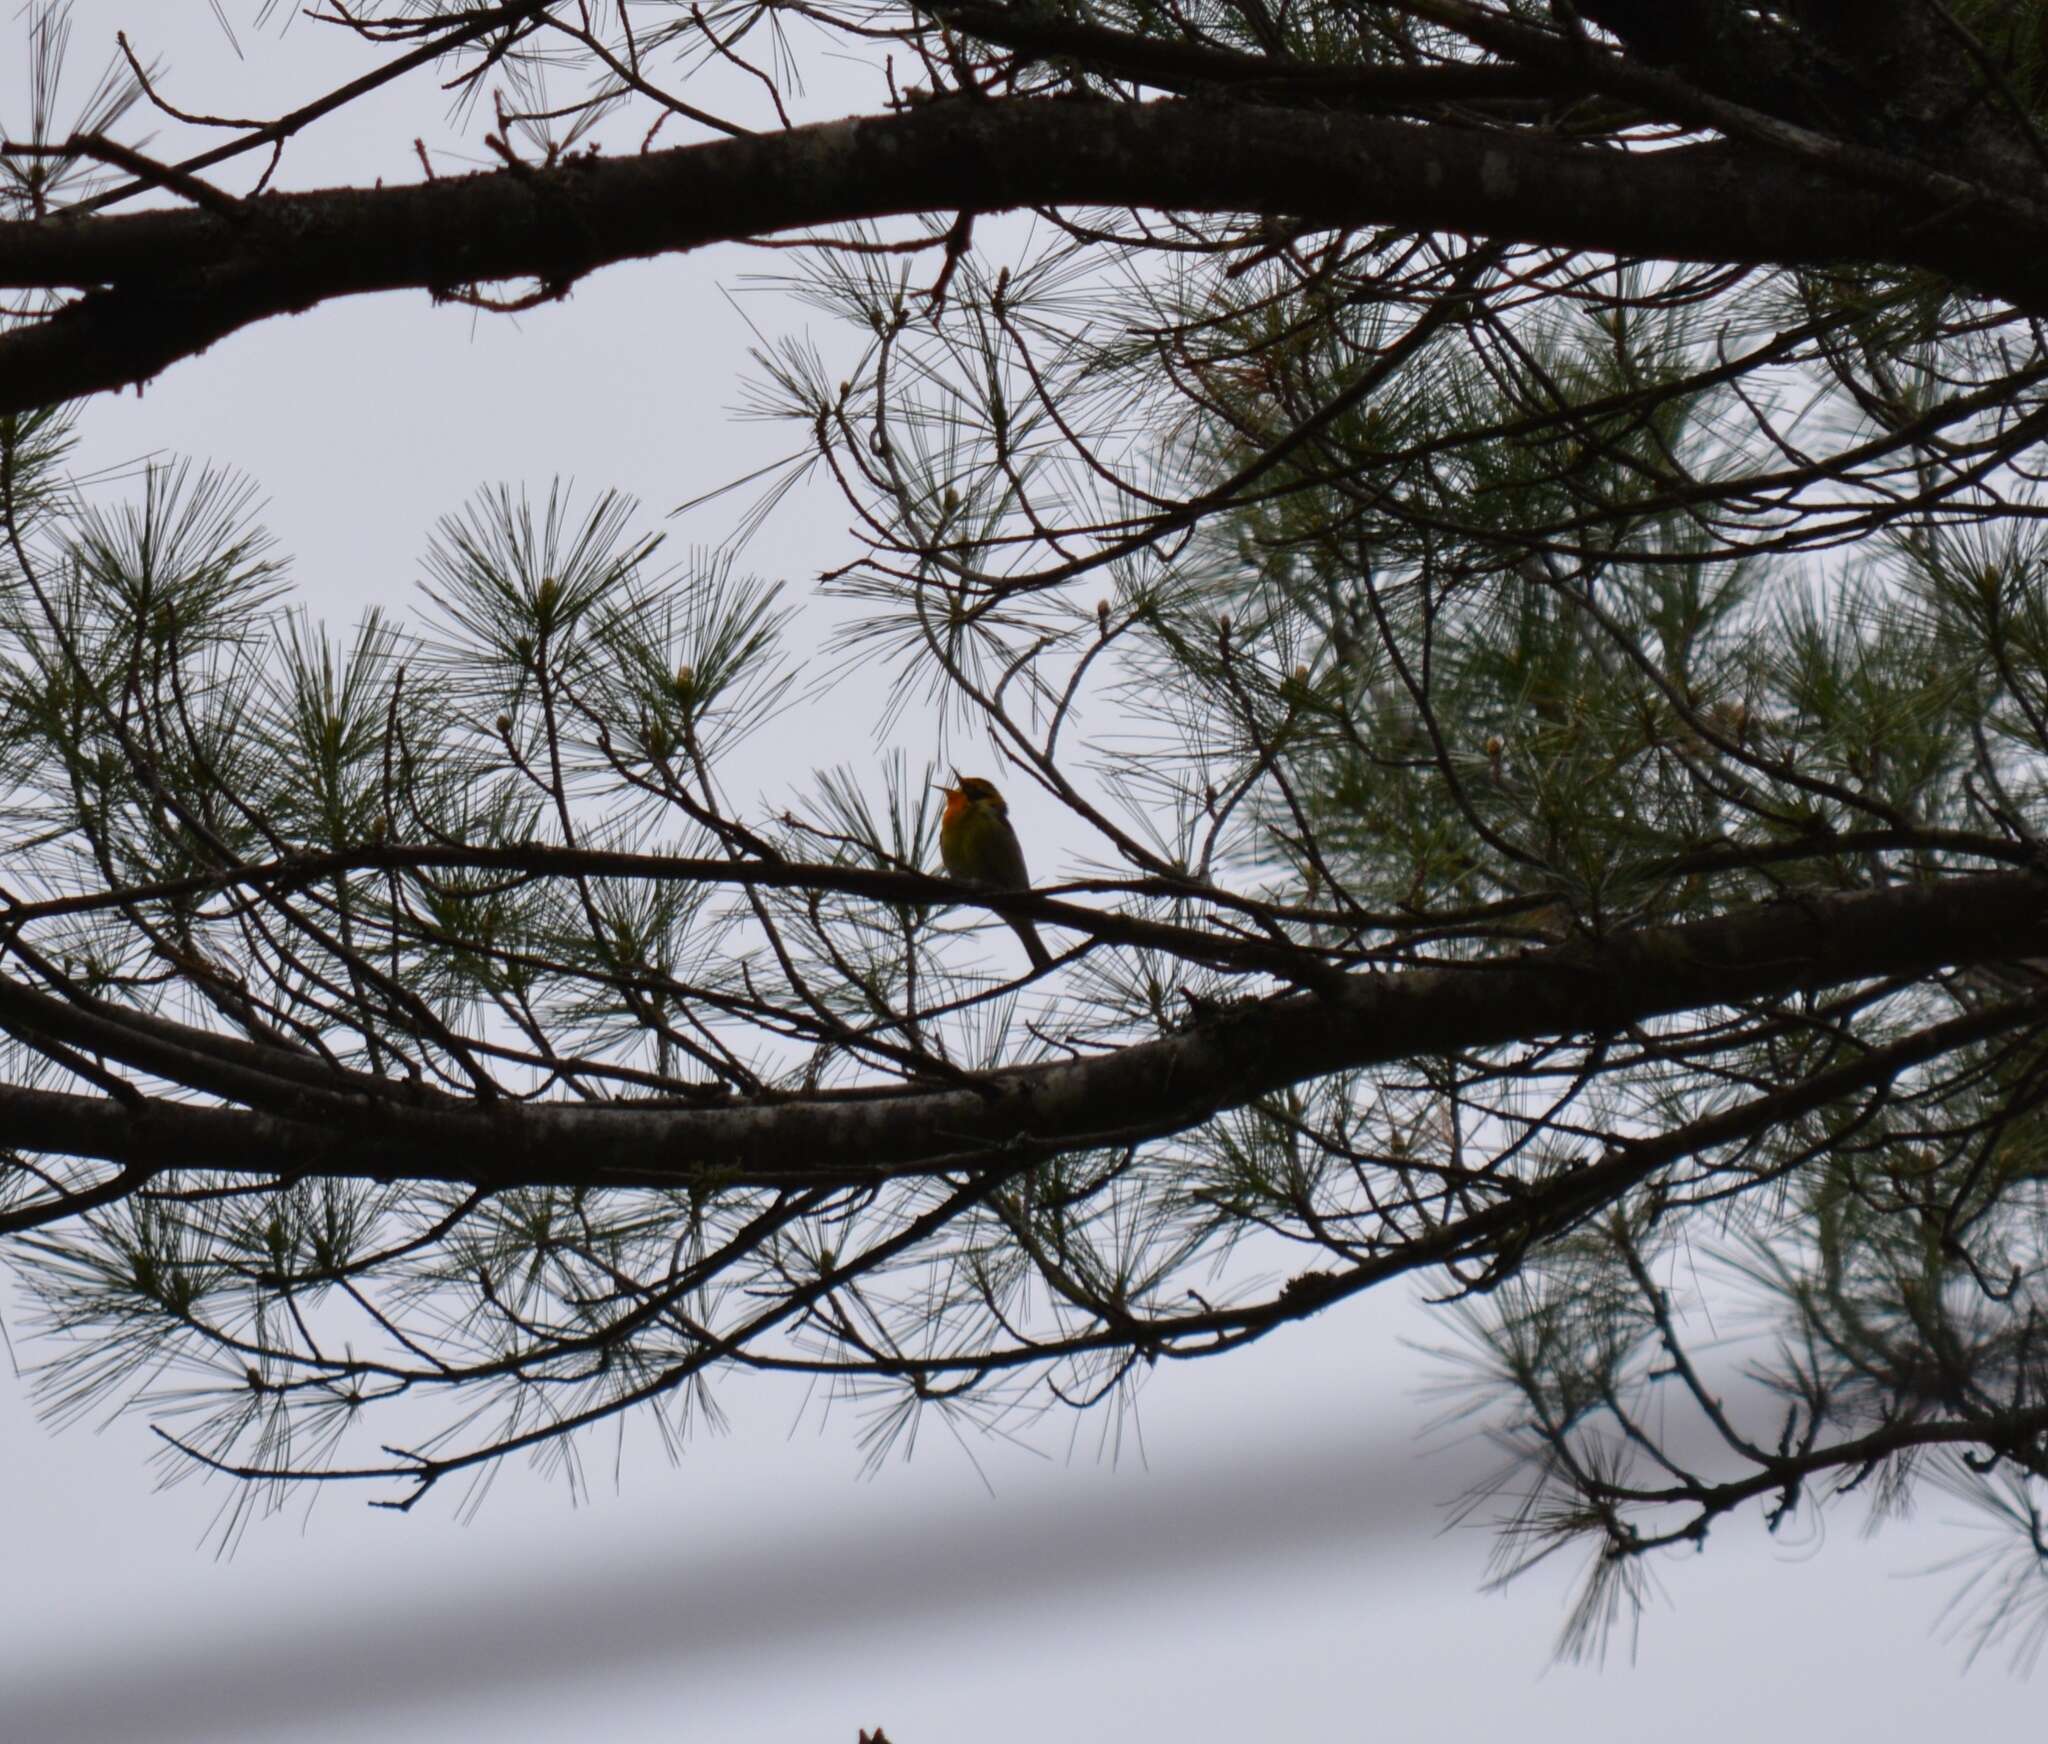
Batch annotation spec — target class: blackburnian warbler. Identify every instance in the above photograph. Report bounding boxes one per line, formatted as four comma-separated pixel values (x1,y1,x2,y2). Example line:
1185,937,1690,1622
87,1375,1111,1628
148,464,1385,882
936,773,1053,972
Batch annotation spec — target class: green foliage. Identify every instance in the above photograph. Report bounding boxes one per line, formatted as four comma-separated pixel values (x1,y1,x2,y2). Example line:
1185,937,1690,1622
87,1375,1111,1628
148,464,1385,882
8,0,2048,1666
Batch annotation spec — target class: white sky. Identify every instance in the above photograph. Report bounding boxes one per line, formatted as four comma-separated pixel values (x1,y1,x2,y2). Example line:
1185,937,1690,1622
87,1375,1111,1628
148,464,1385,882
1,8,2038,1739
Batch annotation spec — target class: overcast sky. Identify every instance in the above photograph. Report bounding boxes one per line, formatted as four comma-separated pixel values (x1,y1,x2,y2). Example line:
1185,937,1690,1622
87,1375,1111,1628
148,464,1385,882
1,9,2038,1740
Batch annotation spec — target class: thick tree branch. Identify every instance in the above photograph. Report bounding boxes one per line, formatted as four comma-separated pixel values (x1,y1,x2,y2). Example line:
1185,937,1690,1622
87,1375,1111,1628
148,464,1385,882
4,868,2046,1197
2,96,2043,414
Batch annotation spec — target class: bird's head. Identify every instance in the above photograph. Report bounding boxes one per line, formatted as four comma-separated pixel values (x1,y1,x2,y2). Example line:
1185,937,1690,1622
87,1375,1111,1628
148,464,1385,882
937,774,1006,822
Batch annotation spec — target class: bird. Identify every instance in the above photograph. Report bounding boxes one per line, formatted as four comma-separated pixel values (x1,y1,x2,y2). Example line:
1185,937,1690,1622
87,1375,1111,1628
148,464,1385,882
936,772,1053,972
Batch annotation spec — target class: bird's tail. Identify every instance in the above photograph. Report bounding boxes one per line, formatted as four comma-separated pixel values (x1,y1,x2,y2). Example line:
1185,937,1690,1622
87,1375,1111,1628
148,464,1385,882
1009,917,1054,973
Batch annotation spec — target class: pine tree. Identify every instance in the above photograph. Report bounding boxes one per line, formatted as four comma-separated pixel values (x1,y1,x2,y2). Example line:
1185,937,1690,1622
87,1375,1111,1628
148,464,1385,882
7,0,2048,1659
